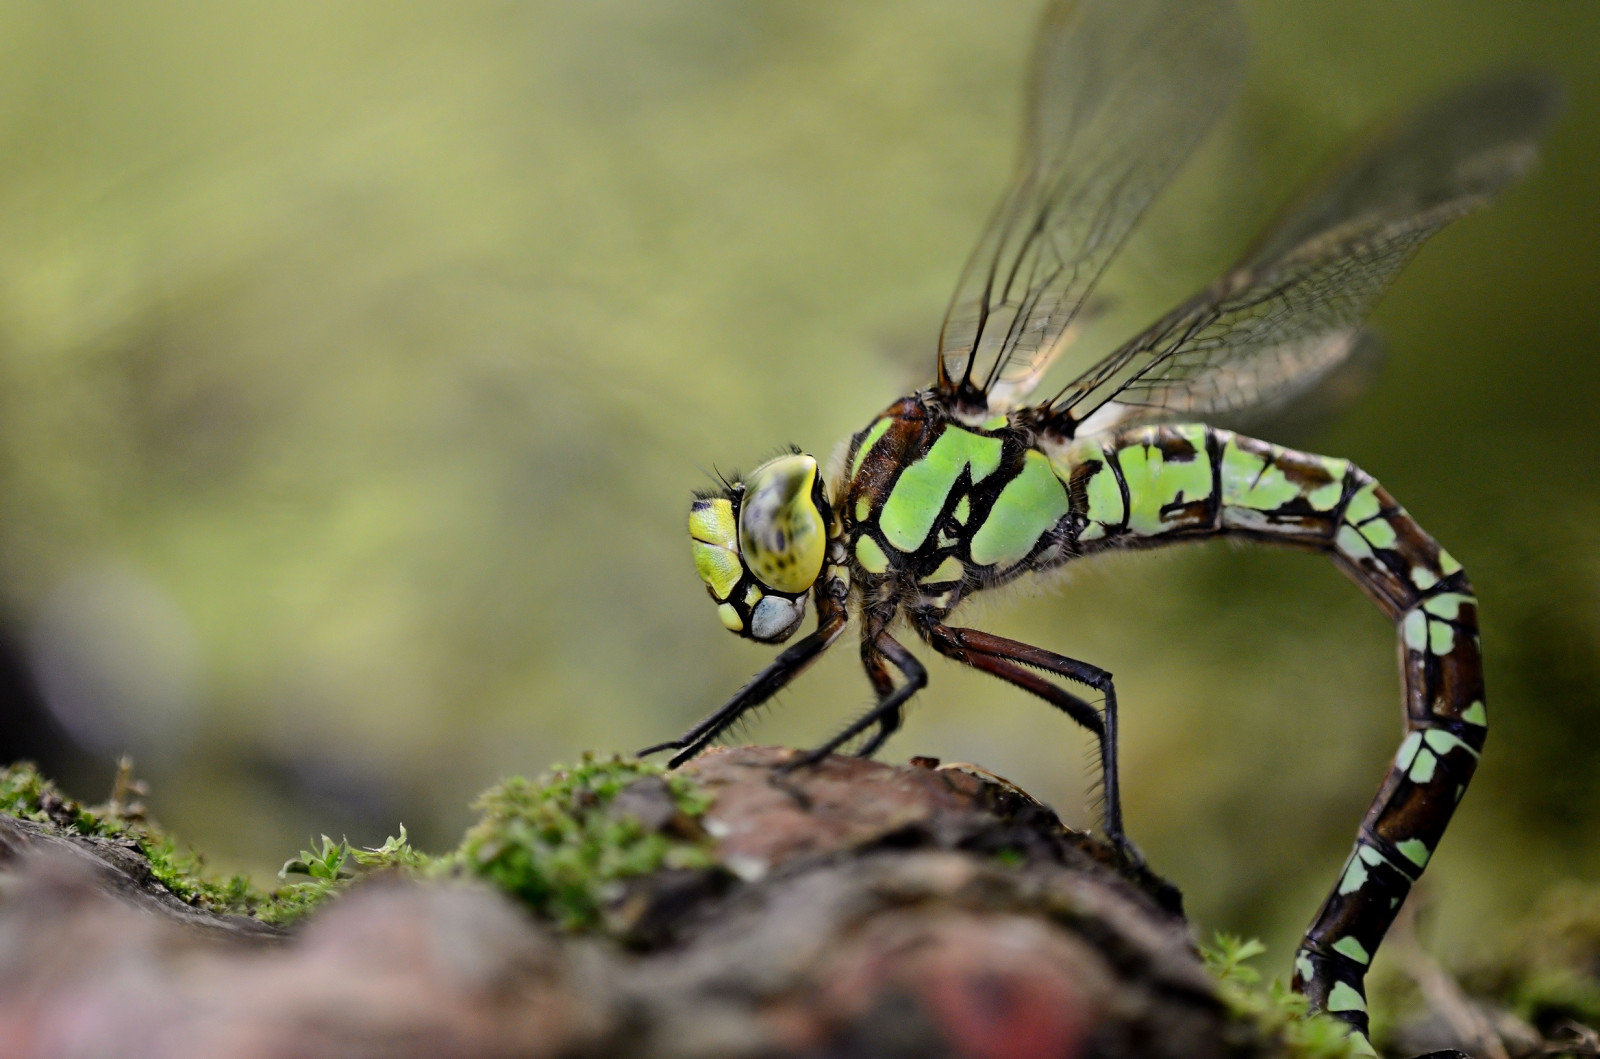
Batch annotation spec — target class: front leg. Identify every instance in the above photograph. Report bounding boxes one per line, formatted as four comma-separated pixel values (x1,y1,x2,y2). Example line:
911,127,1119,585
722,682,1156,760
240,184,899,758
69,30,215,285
917,618,1136,861
788,632,926,768
639,612,848,768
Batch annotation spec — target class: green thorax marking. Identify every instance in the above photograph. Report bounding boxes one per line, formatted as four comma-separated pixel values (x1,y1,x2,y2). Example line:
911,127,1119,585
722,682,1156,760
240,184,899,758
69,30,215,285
878,426,1003,552
849,417,893,480
969,450,1070,568
855,535,891,574
919,554,965,585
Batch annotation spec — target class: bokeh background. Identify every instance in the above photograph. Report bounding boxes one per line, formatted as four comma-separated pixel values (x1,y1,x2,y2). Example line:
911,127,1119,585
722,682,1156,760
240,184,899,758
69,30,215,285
0,0,1595,980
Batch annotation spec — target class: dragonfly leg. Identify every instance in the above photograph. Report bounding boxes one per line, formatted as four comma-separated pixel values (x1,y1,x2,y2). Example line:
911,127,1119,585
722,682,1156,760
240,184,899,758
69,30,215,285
851,637,903,758
915,618,1138,861
851,709,902,759
639,611,848,768
789,632,926,768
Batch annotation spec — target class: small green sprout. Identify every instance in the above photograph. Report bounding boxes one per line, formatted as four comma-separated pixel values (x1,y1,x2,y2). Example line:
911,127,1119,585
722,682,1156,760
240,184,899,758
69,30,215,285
263,827,440,925
279,835,355,882
1201,933,1372,1059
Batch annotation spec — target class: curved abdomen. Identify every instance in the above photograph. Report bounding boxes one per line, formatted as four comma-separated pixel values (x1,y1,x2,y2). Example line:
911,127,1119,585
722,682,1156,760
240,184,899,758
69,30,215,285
1059,423,1485,1038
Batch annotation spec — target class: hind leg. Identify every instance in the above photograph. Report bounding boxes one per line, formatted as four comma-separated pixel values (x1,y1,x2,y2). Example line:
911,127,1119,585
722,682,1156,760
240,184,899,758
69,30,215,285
916,618,1138,862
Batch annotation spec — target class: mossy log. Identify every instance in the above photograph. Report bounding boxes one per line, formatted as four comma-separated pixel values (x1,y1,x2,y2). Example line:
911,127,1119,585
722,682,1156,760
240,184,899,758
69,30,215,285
0,747,1403,1057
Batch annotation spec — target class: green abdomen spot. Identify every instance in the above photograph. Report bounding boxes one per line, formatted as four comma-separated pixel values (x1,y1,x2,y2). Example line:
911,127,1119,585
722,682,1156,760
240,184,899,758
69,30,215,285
970,451,1069,568
879,427,1003,552
1052,438,1123,541
1118,424,1212,537
1220,433,1349,513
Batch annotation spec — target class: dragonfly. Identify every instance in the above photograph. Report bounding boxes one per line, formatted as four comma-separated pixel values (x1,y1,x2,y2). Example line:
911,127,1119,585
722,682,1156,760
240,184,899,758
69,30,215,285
641,0,1557,1047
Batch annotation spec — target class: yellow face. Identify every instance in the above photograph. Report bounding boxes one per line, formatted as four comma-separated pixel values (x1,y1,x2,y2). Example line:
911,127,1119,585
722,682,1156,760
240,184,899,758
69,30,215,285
687,453,827,643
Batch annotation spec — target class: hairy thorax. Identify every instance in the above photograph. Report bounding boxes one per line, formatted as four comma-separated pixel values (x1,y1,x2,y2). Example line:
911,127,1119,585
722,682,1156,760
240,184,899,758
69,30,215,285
835,393,1085,619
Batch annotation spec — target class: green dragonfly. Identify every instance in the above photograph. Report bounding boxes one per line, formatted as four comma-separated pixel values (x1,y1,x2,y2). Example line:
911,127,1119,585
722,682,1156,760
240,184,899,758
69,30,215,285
642,0,1557,1047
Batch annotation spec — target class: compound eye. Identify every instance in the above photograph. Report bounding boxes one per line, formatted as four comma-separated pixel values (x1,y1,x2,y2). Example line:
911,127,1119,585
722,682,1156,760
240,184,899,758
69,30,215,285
738,454,826,594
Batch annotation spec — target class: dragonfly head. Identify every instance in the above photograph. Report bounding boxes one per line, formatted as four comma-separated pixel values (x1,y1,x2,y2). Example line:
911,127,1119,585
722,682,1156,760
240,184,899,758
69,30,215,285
688,452,829,644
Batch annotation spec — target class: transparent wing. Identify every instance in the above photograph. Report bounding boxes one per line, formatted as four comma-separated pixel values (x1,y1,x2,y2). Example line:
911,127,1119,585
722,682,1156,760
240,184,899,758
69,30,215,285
1048,72,1562,429
935,0,1248,414
1201,330,1386,442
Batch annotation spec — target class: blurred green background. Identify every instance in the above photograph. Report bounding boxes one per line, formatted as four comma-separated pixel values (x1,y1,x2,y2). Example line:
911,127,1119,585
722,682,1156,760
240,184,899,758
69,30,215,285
0,0,1596,978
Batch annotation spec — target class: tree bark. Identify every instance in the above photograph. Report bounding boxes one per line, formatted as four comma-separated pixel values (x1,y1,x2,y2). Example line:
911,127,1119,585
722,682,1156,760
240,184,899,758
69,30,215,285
0,747,1272,1059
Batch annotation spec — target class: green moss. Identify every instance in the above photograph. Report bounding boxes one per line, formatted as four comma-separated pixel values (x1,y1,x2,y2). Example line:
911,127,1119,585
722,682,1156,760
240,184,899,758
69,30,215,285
1512,967,1600,1029
241,753,719,929
1201,933,1372,1059
2,754,717,933
0,759,429,922
992,847,1027,869
1463,882,1600,1032
0,761,49,821
0,760,269,916
455,753,714,931
143,833,266,915
0,760,108,835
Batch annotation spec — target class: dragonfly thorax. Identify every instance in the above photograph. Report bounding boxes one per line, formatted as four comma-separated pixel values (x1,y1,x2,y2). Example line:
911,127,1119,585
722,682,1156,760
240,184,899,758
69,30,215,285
687,452,830,643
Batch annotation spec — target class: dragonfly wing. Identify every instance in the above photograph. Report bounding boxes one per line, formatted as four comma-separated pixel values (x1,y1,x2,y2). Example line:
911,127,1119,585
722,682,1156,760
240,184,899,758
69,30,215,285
1047,72,1562,430
936,0,1247,415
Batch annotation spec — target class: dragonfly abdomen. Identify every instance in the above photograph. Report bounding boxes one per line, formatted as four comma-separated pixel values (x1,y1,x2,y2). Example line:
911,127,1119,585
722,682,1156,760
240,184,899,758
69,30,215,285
1060,422,1485,1037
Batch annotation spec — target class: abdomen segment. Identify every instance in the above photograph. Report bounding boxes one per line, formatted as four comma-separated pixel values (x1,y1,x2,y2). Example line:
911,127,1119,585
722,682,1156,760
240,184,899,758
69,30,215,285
1061,424,1484,1043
